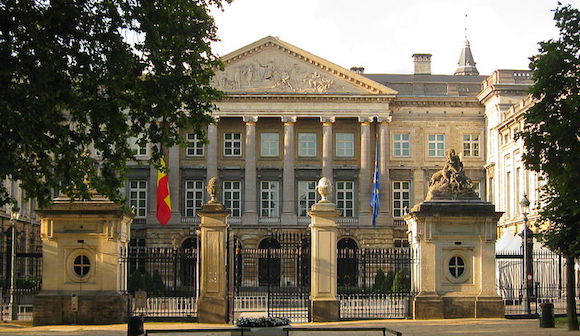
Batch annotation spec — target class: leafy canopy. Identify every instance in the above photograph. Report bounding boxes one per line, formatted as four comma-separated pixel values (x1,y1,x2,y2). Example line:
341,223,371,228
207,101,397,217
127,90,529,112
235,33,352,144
518,4,580,257
0,0,225,207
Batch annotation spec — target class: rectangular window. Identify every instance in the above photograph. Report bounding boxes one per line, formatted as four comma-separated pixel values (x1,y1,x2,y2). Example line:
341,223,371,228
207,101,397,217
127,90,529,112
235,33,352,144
223,181,241,217
224,133,242,157
428,134,445,157
184,180,204,217
186,133,204,157
129,180,147,218
463,134,480,157
394,133,411,157
297,181,317,216
298,133,317,157
393,181,410,217
506,172,511,216
129,137,148,157
472,181,481,199
260,181,279,217
260,133,280,157
336,181,355,217
336,133,355,158
515,168,521,216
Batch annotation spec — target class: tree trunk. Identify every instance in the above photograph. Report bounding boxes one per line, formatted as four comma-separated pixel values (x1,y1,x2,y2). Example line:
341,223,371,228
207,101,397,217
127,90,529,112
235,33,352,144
565,254,579,331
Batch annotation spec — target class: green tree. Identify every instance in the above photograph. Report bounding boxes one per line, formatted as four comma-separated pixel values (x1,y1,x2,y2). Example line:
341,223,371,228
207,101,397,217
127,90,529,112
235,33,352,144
517,4,579,331
0,0,225,208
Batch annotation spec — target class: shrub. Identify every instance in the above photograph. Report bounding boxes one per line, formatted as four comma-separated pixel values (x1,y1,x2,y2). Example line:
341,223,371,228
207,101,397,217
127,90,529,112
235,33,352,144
235,316,291,327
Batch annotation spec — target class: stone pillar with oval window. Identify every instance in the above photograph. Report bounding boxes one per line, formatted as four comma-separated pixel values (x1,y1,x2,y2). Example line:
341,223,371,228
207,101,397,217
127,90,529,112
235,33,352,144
404,150,504,319
34,193,132,325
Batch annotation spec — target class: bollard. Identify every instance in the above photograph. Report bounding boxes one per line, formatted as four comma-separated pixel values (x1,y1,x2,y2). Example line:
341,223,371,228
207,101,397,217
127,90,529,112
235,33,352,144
127,315,145,336
539,302,555,328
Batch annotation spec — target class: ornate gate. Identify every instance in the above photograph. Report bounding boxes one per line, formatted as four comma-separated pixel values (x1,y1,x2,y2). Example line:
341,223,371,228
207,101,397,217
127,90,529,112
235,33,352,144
230,232,310,323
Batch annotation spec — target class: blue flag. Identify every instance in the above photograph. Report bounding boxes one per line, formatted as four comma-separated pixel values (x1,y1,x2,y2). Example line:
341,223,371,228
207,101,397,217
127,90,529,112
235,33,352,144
370,143,380,227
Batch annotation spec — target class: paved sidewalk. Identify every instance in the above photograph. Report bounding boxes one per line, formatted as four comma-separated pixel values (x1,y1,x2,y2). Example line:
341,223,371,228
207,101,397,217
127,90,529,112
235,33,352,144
0,319,577,335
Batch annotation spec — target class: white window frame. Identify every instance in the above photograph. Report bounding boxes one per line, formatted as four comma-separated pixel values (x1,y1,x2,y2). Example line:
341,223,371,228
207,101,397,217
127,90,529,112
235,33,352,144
223,181,242,217
298,133,317,157
184,180,204,217
129,180,147,218
336,133,355,158
129,137,148,158
336,181,355,217
428,134,445,157
224,132,242,157
393,133,411,157
393,181,410,218
297,181,317,216
186,133,204,157
463,134,480,157
260,133,280,157
260,181,279,217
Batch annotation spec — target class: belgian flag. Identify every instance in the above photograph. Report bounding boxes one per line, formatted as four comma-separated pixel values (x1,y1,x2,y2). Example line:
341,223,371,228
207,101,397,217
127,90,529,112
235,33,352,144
156,158,171,226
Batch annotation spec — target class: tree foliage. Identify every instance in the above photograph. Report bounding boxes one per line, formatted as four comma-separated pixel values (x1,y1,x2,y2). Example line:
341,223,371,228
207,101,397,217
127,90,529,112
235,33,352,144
518,4,579,330
519,3,580,258
0,0,225,207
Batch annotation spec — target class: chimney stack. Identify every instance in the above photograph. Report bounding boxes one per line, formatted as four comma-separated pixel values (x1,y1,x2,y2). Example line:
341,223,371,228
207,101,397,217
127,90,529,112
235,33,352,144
350,66,365,74
412,54,432,75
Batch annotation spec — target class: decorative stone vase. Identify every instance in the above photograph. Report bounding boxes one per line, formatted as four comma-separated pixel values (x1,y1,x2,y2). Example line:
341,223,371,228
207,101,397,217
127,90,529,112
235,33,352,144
247,326,285,336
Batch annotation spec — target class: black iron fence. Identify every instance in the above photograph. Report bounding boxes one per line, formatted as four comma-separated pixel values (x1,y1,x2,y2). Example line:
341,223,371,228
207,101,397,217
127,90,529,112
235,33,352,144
496,249,580,317
337,248,413,319
120,247,198,318
0,248,42,321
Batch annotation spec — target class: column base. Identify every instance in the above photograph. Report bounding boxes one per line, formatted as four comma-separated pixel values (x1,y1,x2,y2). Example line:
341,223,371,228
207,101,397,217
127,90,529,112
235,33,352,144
412,295,444,319
197,295,228,324
311,299,339,322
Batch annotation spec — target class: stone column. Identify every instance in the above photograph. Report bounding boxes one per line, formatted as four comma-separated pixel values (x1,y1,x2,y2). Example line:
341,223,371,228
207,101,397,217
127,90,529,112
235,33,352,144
243,116,258,224
308,178,340,322
196,200,229,323
281,116,297,225
321,117,335,199
168,144,180,220
358,117,372,226
413,169,426,206
206,120,218,184
378,116,392,226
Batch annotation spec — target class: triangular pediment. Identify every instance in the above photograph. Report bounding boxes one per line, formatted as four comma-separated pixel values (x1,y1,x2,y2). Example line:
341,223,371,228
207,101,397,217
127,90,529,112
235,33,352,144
213,36,397,95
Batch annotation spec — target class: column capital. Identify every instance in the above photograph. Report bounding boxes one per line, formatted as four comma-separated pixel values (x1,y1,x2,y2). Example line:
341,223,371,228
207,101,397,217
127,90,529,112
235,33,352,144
377,115,393,125
358,116,373,124
243,116,258,124
281,116,297,124
320,116,335,124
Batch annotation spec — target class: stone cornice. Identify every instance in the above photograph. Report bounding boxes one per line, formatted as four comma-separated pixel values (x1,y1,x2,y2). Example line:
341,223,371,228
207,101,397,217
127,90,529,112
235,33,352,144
219,94,394,103
392,97,482,108
219,36,398,95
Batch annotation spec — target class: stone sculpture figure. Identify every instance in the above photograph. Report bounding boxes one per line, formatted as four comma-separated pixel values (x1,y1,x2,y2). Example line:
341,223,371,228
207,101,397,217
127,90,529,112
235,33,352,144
206,177,219,204
316,177,332,202
425,149,479,200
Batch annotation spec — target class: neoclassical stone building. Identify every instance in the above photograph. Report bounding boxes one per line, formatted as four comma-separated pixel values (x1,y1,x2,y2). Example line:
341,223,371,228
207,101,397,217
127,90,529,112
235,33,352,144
126,36,536,249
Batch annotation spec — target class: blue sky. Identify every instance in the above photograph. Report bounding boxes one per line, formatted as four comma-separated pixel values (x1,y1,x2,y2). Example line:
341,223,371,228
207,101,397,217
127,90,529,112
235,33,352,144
211,0,579,75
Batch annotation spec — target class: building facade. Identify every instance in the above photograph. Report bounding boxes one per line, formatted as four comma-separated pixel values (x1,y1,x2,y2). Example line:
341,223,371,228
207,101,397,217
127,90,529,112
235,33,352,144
124,36,538,250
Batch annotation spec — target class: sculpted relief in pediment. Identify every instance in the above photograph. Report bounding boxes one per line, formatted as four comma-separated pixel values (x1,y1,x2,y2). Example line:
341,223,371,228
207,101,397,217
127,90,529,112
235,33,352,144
214,50,362,94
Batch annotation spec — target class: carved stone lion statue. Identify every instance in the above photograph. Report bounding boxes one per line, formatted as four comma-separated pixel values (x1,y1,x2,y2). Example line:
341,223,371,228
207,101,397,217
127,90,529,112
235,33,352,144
316,177,332,202
425,149,478,201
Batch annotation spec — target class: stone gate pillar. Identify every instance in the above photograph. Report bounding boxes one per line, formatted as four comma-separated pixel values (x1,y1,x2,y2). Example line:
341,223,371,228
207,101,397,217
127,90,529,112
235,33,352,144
308,177,340,322
34,194,132,325
196,177,229,323
404,150,504,319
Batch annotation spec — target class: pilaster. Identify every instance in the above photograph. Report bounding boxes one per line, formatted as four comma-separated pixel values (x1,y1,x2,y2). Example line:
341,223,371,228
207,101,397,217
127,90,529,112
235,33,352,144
320,117,335,200
243,116,258,225
207,120,219,184
281,116,297,225
357,117,372,226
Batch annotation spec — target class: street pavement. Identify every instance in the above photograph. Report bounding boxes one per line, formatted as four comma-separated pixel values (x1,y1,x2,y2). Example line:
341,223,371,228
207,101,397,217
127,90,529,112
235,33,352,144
0,319,578,335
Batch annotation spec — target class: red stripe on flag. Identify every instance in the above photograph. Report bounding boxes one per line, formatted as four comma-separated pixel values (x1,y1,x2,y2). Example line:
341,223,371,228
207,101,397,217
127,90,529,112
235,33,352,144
156,169,171,226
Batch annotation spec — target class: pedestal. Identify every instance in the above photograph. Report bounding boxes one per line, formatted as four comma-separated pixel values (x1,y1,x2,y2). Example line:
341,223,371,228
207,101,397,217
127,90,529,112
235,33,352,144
196,203,229,324
308,201,341,322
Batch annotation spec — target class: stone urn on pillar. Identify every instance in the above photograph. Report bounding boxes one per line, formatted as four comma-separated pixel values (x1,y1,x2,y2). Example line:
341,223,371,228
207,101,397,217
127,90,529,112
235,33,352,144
196,177,230,323
404,150,504,319
307,177,341,322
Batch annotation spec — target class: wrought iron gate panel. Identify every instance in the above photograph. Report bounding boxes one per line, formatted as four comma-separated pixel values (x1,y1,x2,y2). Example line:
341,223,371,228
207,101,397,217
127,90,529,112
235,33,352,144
231,232,310,323
337,247,413,319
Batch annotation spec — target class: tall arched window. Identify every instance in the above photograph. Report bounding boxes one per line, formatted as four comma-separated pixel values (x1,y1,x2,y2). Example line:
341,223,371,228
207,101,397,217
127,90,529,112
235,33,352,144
258,237,281,286
337,237,358,287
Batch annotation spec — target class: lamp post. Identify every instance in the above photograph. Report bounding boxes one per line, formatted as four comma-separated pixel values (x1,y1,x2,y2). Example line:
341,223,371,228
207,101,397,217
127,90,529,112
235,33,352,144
8,206,20,321
520,194,534,316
